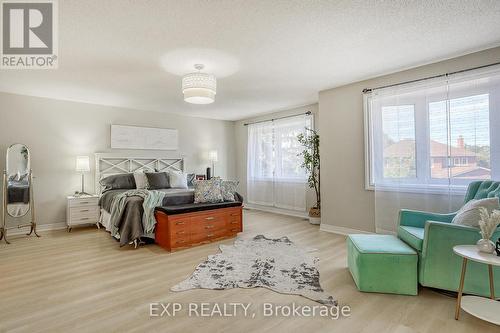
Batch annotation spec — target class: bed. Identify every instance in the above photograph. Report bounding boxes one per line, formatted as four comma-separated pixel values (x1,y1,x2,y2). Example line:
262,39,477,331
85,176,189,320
95,153,193,246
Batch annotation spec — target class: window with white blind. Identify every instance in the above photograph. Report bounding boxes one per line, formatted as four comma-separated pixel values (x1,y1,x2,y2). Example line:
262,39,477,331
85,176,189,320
364,67,500,192
247,114,312,211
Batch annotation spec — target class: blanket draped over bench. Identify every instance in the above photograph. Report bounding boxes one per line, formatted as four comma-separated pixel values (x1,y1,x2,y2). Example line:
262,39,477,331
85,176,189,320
109,189,166,241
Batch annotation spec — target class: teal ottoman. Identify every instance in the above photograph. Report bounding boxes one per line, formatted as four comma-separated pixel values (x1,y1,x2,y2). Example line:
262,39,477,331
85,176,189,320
347,234,418,296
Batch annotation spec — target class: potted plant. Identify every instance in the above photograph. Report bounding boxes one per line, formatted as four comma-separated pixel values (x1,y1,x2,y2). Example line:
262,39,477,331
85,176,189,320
297,128,320,225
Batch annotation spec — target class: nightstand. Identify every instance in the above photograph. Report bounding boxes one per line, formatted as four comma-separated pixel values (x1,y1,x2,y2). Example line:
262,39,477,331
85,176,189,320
66,195,100,232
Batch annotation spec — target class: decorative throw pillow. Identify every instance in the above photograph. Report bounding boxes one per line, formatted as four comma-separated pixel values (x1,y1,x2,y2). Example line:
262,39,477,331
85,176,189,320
145,172,170,189
133,171,148,189
221,180,239,202
451,197,500,227
193,178,223,203
187,173,196,188
100,173,136,193
169,171,188,189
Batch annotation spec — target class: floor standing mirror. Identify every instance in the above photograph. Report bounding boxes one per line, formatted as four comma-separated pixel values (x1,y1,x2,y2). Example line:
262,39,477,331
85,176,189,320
1,143,39,244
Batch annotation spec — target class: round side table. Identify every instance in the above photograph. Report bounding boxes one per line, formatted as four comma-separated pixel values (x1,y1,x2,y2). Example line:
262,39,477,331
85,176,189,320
453,245,500,325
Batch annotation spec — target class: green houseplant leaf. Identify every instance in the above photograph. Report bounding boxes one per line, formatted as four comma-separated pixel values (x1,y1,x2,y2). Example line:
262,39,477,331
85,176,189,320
297,128,320,214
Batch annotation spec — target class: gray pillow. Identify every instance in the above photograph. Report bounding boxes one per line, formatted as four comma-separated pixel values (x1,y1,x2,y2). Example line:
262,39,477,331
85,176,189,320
221,180,239,202
100,173,136,193
145,172,170,189
193,178,223,203
451,197,500,227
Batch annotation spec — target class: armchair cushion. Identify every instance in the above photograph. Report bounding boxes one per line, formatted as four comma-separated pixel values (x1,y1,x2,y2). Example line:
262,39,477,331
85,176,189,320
397,226,424,252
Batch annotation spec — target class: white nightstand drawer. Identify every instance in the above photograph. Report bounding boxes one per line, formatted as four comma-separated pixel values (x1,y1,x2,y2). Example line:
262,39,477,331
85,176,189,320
69,215,98,225
70,207,99,219
69,197,99,208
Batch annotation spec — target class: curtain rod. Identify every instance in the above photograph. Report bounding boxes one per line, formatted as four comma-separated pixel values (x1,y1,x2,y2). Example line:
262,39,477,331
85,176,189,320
243,111,312,126
362,61,500,93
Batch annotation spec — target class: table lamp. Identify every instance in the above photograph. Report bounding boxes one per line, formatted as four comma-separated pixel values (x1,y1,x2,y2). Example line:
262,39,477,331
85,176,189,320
75,156,91,196
208,150,218,177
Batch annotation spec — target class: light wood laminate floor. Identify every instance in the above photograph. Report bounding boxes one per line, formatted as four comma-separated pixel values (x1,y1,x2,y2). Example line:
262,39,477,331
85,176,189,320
0,209,497,333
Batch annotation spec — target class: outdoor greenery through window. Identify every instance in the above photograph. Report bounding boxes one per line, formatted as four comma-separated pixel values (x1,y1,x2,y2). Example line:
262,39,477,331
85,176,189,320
365,68,500,192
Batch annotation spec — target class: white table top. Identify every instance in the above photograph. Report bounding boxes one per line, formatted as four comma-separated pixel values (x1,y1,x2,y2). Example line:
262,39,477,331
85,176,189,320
67,194,99,199
461,296,500,325
453,245,500,266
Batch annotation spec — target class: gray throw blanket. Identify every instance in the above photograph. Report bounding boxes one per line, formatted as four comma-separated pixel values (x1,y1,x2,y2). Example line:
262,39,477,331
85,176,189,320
109,189,166,246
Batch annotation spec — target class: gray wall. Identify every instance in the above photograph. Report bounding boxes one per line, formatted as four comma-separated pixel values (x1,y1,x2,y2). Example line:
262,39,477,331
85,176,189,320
0,92,236,226
234,104,319,212
318,46,500,232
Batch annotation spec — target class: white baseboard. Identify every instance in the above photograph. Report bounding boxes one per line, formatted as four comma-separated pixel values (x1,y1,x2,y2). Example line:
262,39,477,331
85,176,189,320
319,224,373,235
244,204,308,219
6,222,67,236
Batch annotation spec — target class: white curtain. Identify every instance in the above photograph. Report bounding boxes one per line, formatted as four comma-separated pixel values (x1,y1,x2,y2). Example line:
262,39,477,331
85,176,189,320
365,66,500,233
247,114,312,211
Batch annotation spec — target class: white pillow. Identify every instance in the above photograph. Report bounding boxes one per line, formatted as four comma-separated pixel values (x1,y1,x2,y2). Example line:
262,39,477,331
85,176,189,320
133,171,148,189
169,171,188,189
451,197,500,227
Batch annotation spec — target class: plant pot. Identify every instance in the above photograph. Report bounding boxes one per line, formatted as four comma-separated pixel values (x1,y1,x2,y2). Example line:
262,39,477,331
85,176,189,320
309,207,321,225
309,216,321,225
477,238,495,253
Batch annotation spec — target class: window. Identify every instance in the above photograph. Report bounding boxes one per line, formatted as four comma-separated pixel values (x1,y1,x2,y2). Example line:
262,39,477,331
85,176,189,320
365,68,500,192
429,94,490,179
247,114,312,210
381,105,416,179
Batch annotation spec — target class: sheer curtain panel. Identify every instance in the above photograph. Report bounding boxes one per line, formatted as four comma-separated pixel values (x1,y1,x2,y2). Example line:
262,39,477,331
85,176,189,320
364,66,500,233
247,114,312,211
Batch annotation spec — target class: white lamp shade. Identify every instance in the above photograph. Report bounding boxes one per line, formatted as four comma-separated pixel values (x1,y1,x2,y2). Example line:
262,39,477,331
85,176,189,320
183,88,215,104
76,156,90,172
208,150,218,162
182,72,216,104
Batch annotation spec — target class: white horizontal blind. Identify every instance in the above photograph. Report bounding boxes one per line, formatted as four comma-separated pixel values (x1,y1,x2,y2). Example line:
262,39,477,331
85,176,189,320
247,114,312,211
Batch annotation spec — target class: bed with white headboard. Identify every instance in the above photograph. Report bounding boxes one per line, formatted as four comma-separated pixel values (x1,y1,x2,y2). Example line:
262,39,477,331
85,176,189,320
94,153,184,195
94,153,193,246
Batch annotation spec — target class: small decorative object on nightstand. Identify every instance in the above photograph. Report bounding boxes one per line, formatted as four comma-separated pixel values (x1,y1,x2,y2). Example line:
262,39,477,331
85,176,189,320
66,195,100,232
476,207,500,253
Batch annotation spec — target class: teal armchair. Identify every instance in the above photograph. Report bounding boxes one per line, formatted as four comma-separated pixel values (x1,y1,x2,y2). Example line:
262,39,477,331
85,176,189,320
397,181,500,297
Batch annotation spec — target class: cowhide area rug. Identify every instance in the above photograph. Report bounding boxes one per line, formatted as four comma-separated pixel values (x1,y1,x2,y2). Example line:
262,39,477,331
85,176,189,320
171,235,337,306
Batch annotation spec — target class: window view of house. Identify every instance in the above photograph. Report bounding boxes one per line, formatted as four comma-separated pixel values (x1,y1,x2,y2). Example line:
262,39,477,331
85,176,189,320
429,94,490,180
374,91,492,187
382,105,416,179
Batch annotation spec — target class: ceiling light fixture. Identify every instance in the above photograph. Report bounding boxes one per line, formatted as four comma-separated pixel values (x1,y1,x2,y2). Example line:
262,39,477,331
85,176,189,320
182,64,216,104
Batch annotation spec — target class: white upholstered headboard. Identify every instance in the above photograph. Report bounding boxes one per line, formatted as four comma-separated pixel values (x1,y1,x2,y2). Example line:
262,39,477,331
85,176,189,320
94,153,184,194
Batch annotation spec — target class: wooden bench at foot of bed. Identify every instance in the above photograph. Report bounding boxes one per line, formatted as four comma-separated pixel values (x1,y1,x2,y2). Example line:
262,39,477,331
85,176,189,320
154,203,243,252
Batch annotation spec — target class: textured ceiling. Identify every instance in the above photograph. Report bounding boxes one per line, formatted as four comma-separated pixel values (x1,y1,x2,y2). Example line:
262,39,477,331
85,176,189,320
1,0,500,120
